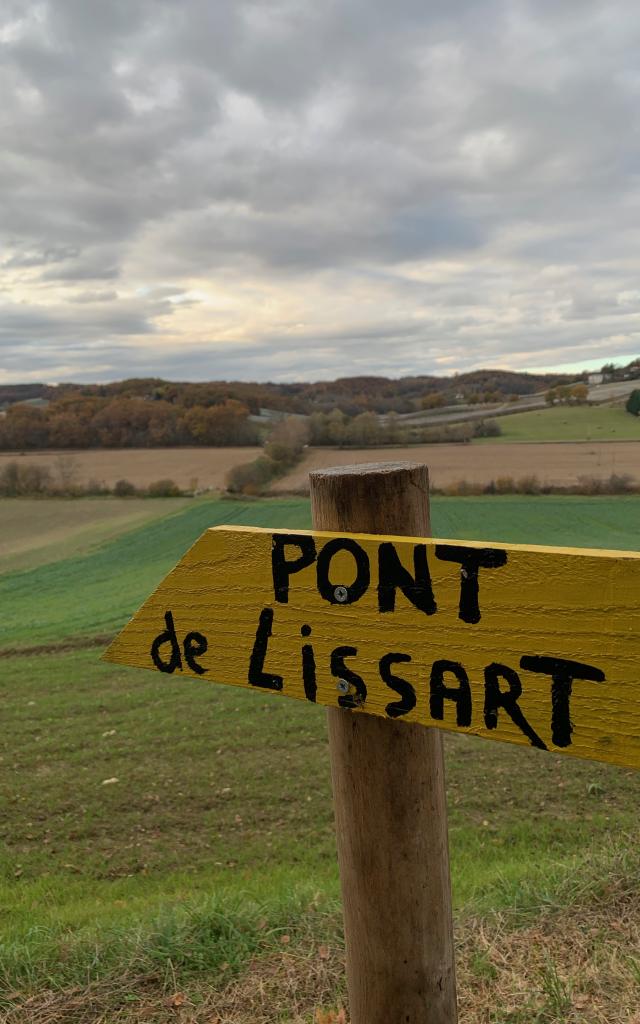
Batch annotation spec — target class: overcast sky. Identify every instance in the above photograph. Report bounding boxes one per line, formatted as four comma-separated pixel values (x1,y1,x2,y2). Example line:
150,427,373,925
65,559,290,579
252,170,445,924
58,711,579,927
2,0,640,384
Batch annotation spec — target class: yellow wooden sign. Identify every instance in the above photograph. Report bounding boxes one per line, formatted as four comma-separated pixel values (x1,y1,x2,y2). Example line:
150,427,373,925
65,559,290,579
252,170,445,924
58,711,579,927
104,526,640,769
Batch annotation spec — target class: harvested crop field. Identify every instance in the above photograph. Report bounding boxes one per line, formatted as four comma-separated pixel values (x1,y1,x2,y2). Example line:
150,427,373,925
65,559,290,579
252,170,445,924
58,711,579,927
273,441,640,492
2,441,639,494
0,446,261,490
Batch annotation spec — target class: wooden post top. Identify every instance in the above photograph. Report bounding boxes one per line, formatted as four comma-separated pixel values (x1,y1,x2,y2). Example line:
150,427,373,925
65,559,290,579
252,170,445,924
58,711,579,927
310,461,431,538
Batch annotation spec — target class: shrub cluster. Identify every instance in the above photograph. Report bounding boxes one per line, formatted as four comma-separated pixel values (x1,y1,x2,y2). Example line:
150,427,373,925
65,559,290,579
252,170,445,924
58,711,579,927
470,419,502,439
435,473,638,497
545,383,589,405
402,418,502,444
626,389,640,416
0,461,185,498
226,417,308,495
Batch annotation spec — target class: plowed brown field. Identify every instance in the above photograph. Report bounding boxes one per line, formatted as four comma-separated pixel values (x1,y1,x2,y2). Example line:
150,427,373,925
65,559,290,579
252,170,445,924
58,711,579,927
272,441,640,492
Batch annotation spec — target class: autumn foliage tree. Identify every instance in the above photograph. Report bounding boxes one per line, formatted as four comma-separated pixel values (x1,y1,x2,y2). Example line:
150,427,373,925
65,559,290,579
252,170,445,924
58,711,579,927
0,406,50,449
546,384,589,406
182,400,258,445
0,395,260,450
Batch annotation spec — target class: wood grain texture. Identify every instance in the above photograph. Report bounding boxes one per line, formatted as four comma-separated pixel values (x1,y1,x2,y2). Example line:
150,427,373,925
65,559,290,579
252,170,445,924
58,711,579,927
310,461,457,1024
104,524,640,769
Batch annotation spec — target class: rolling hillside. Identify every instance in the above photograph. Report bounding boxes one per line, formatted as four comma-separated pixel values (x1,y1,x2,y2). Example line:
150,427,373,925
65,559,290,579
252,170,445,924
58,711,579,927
477,404,640,443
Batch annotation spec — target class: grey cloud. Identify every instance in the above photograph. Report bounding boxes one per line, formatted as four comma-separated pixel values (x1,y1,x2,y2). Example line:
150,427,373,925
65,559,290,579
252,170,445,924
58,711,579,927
41,261,121,282
69,290,119,304
2,244,79,270
0,295,170,352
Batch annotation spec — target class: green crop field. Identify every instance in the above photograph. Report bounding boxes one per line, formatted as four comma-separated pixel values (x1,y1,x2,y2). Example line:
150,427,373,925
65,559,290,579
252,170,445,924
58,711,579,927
1,495,640,1022
0,496,191,575
476,403,640,443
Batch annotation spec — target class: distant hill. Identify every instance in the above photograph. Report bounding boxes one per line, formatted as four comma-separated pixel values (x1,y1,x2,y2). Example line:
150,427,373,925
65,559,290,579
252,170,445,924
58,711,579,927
0,368,577,416
0,361,636,451
0,383,56,408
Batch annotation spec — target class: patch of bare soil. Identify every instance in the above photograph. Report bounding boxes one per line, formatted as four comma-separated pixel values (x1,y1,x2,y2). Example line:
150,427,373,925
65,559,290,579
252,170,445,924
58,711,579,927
0,634,112,659
273,442,640,492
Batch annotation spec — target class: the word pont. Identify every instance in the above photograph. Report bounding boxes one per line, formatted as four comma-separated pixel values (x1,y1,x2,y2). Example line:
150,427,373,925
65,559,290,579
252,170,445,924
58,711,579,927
271,532,508,624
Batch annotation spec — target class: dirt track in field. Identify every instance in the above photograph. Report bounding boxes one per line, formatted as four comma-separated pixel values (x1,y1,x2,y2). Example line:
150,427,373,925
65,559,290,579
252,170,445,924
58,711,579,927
272,441,640,492
0,447,261,490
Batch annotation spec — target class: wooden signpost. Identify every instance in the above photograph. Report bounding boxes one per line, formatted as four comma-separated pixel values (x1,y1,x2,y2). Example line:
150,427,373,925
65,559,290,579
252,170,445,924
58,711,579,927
104,509,640,768
104,462,640,1023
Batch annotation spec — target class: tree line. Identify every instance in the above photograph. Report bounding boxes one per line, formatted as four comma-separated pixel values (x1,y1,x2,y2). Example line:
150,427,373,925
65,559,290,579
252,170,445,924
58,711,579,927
0,365,576,418
4,360,638,451
0,396,505,453
545,384,589,405
0,396,261,450
0,459,185,498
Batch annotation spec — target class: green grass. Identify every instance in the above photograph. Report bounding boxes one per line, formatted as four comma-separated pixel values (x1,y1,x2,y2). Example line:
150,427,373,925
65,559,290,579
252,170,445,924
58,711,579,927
2,493,639,650
1,648,638,999
0,496,191,574
475,404,640,442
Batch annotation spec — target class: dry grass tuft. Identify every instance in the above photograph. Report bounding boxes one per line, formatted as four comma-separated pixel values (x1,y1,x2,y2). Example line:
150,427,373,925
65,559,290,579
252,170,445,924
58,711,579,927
5,879,640,1023
455,876,640,1024
2,946,346,1024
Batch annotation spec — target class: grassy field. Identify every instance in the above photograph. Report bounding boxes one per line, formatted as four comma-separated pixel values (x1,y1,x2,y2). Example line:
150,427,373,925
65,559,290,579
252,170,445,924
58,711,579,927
477,404,640,443
1,495,640,1022
0,496,190,574
3,649,639,1021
